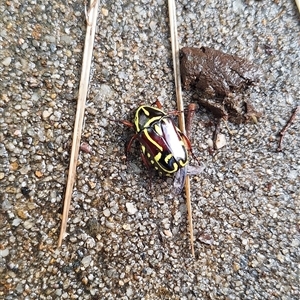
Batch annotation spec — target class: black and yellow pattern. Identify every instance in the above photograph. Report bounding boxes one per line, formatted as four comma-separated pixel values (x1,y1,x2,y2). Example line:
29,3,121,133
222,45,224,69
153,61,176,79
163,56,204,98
128,102,190,175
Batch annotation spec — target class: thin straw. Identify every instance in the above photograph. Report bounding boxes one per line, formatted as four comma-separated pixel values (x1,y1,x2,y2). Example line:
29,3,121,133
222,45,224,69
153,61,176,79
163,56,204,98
168,0,195,257
58,0,99,247
295,0,300,13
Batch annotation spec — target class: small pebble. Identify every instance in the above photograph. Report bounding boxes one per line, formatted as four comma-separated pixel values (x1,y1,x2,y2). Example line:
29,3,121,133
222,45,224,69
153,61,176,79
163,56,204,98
12,218,21,226
126,203,137,215
122,224,131,230
163,230,172,237
81,256,92,268
215,133,226,149
0,248,9,257
198,233,214,245
42,109,52,120
23,220,34,229
35,170,43,178
103,208,111,217
80,142,92,153
101,8,108,16
2,57,12,66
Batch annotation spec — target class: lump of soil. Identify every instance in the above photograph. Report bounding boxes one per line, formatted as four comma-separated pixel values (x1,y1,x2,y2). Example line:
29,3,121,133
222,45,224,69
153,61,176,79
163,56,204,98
196,94,262,124
180,46,262,123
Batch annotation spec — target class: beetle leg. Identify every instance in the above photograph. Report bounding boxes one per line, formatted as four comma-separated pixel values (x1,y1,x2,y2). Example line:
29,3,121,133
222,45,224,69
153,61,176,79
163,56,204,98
152,99,163,109
125,133,138,158
185,103,198,138
107,118,135,128
120,120,135,128
179,131,199,162
180,132,192,153
140,151,152,168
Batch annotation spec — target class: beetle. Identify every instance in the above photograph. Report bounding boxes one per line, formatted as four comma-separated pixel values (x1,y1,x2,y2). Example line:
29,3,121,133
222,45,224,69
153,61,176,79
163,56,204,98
118,101,195,190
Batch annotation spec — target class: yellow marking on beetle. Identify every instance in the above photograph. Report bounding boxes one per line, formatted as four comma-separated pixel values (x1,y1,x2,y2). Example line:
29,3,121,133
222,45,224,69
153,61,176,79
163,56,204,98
172,162,179,172
134,106,149,131
141,106,150,116
141,145,146,154
154,124,163,136
144,130,163,152
147,152,151,158
143,116,161,128
134,115,161,132
134,106,166,131
150,160,154,164
154,152,162,162
153,152,179,174
164,153,173,164
179,159,187,167
157,163,179,174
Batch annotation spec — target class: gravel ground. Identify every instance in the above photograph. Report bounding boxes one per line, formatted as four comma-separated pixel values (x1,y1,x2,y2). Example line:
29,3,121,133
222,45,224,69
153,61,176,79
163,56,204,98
1,0,299,299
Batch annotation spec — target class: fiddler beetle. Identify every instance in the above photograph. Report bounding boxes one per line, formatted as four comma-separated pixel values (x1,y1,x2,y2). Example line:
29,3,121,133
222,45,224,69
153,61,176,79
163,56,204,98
117,101,197,192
